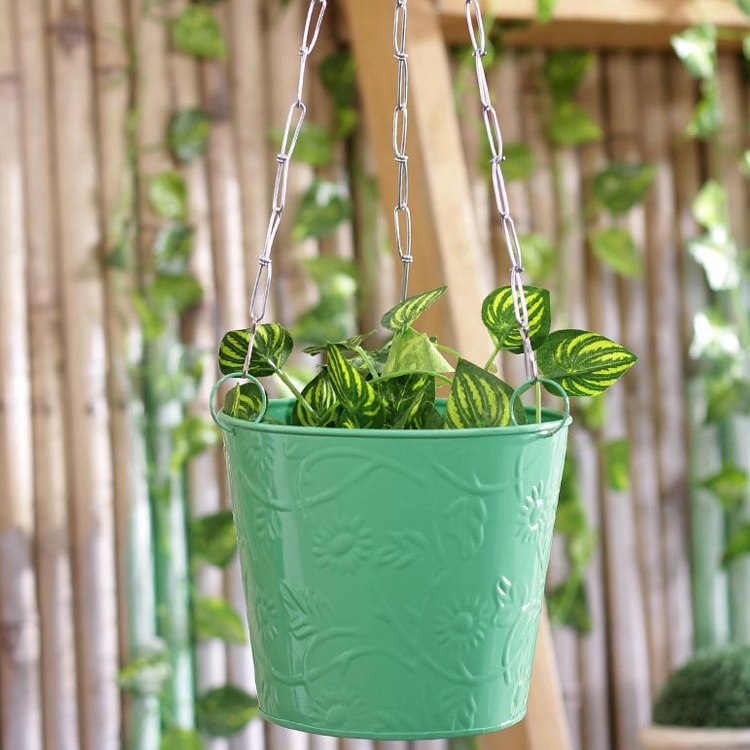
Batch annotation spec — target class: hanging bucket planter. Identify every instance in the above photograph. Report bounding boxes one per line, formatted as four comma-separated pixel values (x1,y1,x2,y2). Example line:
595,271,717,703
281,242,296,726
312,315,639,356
211,0,636,740
211,391,570,739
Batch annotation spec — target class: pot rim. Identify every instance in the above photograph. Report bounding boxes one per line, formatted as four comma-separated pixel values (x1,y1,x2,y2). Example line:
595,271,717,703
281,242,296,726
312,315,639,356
218,399,572,439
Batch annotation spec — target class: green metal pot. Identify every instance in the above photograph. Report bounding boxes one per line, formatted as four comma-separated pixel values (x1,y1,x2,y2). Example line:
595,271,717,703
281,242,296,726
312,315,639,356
212,382,570,740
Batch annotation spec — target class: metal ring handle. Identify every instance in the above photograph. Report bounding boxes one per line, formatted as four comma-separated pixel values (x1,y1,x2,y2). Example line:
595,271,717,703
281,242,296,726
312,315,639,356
510,377,571,438
209,371,268,433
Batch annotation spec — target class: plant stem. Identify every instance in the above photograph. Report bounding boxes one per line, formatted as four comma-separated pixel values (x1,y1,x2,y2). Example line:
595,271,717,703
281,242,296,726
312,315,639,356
484,342,501,371
354,345,380,380
535,378,542,424
436,343,462,361
274,367,316,416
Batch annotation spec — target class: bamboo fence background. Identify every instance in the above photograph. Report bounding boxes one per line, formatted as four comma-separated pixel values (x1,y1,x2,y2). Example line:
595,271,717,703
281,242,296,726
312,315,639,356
0,1,748,750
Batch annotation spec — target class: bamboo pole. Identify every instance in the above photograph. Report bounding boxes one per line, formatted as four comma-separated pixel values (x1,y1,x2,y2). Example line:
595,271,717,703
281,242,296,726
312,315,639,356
131,0,196,731
636,53,694,671
45,0,121,745
586,54,651,750
666,56,729,652
604,52,669,695
88,0,161,747
13,0,80,747
0,0,43,746
712,55,750,644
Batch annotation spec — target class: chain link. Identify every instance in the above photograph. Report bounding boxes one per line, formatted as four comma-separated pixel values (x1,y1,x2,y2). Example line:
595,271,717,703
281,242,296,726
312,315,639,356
464,0,539,380
242,0,328,374
392,0,413,301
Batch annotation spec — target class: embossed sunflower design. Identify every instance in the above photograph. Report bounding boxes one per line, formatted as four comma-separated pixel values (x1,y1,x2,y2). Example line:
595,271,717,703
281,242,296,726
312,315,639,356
436,595,491,652
312,516,373,573
251,589,279,640
309,688,364,726
516,481,550,544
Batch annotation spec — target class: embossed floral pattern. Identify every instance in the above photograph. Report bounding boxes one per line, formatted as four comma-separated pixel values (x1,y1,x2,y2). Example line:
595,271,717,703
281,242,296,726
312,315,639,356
312,516,373,573
251,589,279,640
516,480,549,544
436,595,491,651
308,688,363,726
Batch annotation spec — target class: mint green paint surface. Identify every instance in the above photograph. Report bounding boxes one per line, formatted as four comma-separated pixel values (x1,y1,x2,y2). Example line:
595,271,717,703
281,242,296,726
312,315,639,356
217,399,570,740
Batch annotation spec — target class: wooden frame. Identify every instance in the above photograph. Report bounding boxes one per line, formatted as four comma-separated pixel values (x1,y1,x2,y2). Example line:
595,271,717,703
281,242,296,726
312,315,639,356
437,0,748,48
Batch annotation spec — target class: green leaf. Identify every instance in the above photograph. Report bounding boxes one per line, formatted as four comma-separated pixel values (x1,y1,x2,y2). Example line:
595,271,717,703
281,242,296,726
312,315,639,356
699,464,749,512
574,394,606,431
741,150,750,179
319,51,357,107
382,328,453,375
196,685,259,737
171,6,227,59
194,596,246,643
537,329,637,397
171,416,219,470
548,101,602,146
303,332,373,356
547,577,591,633
737,0,750,14
482,286,551,353
118,640,171,695
292,179,352,241
152,221,195,271
149,171,188,220
537,0,556,23
690,309,741,362
671,24,717,79
190,511,236,567
224,381,265,422
150,272,203,314
542,51,593,100
686,81,722,139
589,227,643,279
592,164,656,215
291,369,338,427
480,141,534,181
270,123,333,166
688,231,740,290
132,293,166,341
326,345,384,428
161,729,203,750
722,522,750,566
381,286,447,331
168,107,211,163
444,359,524,429
379,373,436,429
603,438,630,491
705,376,750,423
692,180,727,228
518,232,556,280
218,324,294,378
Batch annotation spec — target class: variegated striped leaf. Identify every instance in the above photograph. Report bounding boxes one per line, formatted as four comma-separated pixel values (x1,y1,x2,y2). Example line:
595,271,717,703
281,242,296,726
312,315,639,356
445,359,525,429
218,324,293,378
537,329,637,396
382,328,453,375
291,369,338,427
302,332,374,356
481,286,551,353
379,373,435,429
326,345,384,428
381,286,447,331
224,382,265,422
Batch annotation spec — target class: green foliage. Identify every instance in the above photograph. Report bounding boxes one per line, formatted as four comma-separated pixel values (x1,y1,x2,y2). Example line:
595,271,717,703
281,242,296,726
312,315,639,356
118,640,171,695
542,51,593,100
686,81,722,139
171,6,227,59
218,324,294,377
723,523,750,566
326,345,385,428
381,286,447,331
224,382,265,422
445,359,523,429
160,729,203,750
547,576,591,632
589,227,643,279
518,232,556,280
171,416,219,471
269,123,333,166
190,511,237,567
193,597,247,643
548,102,602,146
537,0,556,23
671,24,717,79
537,330,637,397
149,171,188,220
382,327,453,375
482,286,551,353
592,164,656,215
168,108,211,163
700,464,749,512
603,438,631,491
152,222,196,271
196,685,260,737
500,142,535,181
292,179,352,241
291,370,337,427
653,645,750,727
318,51,358,137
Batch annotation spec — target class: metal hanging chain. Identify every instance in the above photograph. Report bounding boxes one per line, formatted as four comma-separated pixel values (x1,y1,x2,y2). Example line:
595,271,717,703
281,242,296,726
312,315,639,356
392,0,413,301
464,0,539,381
242,0,328,374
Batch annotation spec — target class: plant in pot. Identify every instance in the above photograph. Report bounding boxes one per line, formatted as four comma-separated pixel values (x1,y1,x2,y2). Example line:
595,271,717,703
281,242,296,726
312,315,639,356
209,0,636,741
640,644,750,750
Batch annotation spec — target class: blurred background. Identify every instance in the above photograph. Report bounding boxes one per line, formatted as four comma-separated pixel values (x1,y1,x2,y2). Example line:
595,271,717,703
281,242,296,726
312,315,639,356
1,1,749,749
